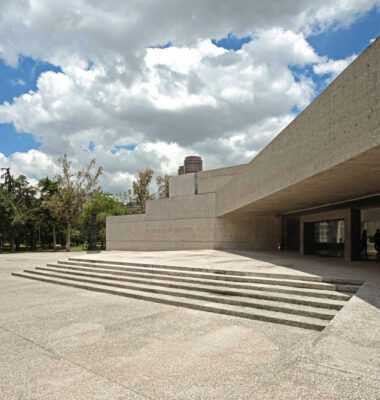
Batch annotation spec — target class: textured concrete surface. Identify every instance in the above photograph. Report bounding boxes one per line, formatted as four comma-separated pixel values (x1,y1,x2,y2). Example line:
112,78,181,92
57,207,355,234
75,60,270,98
1,250,380,399
107,160,281,252
169,164,246,198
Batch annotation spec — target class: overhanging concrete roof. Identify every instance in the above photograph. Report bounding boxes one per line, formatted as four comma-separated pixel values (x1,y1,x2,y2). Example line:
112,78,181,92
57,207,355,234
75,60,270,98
216,37,380,218
219,145,380,217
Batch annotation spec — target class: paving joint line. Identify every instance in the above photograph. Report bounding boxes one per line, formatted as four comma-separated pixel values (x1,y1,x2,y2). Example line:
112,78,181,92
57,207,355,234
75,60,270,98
297,359,380,383
0,324,155,400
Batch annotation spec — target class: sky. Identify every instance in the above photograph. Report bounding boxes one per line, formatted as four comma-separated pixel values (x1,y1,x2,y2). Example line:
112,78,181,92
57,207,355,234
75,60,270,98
0,1,379,194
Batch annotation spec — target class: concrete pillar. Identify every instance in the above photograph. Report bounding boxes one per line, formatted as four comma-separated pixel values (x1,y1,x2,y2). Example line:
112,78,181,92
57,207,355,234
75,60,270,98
88,212,98,251
350,208,361,261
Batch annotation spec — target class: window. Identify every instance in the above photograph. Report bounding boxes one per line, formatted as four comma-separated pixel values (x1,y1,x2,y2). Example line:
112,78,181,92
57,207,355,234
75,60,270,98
314,220,345,244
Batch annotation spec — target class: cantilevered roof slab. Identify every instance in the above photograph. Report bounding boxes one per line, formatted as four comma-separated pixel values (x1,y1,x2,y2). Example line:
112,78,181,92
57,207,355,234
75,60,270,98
216,37,380,218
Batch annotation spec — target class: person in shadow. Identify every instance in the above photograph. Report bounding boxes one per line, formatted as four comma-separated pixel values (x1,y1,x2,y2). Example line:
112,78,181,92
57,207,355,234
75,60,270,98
361,230,368,258
374,229,380,256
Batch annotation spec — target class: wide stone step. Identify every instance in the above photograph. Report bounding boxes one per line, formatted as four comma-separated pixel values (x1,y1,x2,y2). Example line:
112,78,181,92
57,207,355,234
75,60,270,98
57,261,359,292
40,265,348,309
22,269,339,319
67,257,364,285
48,264,352,300
11,271,329,331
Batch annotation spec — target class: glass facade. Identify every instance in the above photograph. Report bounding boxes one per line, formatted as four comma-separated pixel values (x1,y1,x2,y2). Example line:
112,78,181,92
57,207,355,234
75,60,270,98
313,220,345,257
314,220,345,244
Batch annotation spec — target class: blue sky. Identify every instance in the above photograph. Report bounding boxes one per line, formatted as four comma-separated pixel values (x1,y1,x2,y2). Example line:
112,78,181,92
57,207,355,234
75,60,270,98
0,57,61,156
0,2,379,191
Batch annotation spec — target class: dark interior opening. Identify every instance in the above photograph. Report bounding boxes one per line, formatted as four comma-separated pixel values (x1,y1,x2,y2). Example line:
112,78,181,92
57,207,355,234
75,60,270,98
303,220,345,257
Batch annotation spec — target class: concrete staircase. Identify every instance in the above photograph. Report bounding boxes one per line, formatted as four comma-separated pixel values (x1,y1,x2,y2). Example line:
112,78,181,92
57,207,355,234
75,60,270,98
12,257,364,331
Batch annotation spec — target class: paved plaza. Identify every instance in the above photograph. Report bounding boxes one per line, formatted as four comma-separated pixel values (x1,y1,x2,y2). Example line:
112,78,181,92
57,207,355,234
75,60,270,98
1,250,380,399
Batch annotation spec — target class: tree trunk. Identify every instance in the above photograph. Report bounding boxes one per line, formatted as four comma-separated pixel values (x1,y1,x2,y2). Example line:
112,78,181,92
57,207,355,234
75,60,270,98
10,234,15,252
66,222,71,252
52,222,57,251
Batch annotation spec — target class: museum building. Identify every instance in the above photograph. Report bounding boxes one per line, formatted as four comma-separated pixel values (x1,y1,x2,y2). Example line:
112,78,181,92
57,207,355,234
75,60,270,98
107,37,380,261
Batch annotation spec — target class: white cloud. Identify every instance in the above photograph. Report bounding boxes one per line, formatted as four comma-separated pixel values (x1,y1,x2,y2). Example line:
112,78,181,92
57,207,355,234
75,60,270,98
0,149,58,177
0,0,378,193
10,78,26,86
313,54,358,78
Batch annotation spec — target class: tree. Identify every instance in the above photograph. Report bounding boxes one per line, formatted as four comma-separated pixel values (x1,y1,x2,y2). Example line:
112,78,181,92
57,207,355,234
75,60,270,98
0,170,38,252
0,186,15,252
133,168,153,212
156,175,169,199
48,155,103,251
38,177,59,250
81,191,125,248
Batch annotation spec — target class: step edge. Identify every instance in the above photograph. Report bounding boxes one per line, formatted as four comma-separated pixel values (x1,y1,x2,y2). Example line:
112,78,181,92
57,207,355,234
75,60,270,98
38,266,349,305
44,265,353,300
66,258,364,285
23,269,339,318
11,272,327,331
54,262,358,291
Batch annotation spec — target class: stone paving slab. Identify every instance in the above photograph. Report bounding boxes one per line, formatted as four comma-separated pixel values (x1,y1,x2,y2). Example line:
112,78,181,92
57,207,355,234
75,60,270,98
1,250,380,399
0,326,148,400
72,249,380,280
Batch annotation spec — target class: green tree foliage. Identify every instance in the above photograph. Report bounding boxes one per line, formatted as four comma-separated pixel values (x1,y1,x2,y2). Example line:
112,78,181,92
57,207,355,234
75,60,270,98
0,169,38,252
0,185,15,251
48,155,103,251
38,177,59,250
0,160,163,252
81,191,125,248
133,167,154,212
156,175,169,199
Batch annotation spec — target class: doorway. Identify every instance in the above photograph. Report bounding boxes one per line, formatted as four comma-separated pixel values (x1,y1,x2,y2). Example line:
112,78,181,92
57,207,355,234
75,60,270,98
361,207,380,260
303,220,345,257
282,217,300,251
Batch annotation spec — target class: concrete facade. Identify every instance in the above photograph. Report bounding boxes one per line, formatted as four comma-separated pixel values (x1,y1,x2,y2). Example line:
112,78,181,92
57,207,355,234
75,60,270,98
107,37,380,258
107,164,276,251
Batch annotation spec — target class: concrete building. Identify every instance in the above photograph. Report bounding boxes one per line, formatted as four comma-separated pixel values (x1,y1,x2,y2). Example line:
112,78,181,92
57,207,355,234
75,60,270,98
107,37,380,261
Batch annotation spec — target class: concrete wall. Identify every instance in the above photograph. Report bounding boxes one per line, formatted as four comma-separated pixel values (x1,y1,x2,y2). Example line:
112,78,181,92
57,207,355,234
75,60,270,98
107,163,262,252
169,164,246,198
107,192,217,250
198,164,246,194
107,213,279,251
107,189,279,251
169,173,195,198
213,215,281,250
145,193,216,220
107,214,216,251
